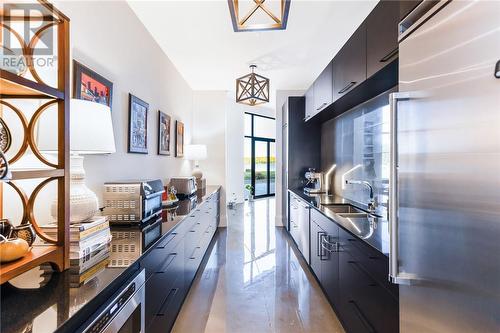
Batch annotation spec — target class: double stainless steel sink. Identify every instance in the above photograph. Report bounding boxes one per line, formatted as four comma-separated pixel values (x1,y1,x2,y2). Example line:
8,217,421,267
322,204,374,218
321,204,378,239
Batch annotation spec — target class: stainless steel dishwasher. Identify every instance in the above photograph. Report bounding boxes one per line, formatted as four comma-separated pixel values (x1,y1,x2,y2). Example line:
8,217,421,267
297,199,311,264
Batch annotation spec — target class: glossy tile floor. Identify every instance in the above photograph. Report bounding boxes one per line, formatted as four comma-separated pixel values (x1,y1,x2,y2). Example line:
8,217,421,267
172,198,345,333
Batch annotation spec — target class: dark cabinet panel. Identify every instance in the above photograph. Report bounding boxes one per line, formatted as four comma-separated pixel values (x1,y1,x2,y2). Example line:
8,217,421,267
399,0,421,20
304,85,315,121
143,189,220,333
309,217,324,280
366,0,400,78
337,226,399,333
145,241,184,332
338,250,378,333
332,23,366,101
338,249,399,333
320,218,339,307
313,62,333,116
286,97,321,190
338,227,398,298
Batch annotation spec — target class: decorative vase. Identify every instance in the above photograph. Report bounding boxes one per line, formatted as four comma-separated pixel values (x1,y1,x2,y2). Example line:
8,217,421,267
10,223,36,246
0,219,13,237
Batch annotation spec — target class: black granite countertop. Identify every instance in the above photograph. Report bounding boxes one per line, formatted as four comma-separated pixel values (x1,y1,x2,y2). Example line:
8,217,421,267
0,186,221,333
289,188,390,256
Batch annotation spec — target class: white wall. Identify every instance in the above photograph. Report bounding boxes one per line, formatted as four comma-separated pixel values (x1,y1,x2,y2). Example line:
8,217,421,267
275,90,305,226
226,94,275,205
3,1,196,225
191,91,275,227
55,0,195,197
192,91,228,226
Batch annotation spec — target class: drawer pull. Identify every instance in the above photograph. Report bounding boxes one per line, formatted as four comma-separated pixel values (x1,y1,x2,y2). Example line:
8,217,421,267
316,102,328,111
349,300,376,333
156,253,177,273
157,288,179,316
190,246,201,259
157,233,177,249
348,260,377,284
338,81,356,94
380,47,398,63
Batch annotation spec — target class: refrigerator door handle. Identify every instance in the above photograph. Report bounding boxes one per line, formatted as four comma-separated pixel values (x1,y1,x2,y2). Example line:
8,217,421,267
389,92,414,285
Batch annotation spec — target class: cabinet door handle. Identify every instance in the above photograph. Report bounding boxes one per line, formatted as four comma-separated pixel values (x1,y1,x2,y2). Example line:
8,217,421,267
317,231,326,258
316,102,328,111
349,300,376,333
380,47,399,63
155,253,177,274
157,288,179,316
319,233,328,260
157,233,177,249
338,81,356,94
495,60,500,78
190,246,201,259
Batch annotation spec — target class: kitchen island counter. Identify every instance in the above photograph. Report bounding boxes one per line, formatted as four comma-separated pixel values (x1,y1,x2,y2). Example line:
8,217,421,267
0,186,221,333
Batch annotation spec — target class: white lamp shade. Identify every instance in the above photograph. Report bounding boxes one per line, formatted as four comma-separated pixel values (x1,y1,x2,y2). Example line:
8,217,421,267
38,99,116,154
184,144,207,161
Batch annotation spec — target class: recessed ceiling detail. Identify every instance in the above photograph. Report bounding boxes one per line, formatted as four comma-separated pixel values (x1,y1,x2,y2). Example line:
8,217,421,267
236,65,270,106
228,0,291,32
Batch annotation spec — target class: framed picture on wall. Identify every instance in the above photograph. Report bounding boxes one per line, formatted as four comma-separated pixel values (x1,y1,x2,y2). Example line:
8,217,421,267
175,120,184,157
158,111,171,156
73,60,113,109
128,94,149,154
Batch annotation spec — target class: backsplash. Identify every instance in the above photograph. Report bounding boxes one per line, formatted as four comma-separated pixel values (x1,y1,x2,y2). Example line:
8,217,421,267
321,88,396,209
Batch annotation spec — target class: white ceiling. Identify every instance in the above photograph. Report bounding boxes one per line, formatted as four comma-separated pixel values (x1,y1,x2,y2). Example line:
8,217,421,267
128,0,378,93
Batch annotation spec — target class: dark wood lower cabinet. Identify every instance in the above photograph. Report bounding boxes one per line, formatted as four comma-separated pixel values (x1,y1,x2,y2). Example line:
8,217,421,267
289,202,399,333
141,191,220,333
336,227,399,333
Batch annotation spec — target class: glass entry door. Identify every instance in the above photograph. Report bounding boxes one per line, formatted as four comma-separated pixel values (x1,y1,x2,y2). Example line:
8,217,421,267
244,113,276,199
252,139,275,198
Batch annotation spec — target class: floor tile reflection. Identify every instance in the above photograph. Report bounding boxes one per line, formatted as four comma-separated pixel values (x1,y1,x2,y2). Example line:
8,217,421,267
171,198,344,333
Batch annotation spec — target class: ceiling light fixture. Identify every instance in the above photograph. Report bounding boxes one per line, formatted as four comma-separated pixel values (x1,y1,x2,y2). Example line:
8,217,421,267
228,0,291,32
236,65,270,106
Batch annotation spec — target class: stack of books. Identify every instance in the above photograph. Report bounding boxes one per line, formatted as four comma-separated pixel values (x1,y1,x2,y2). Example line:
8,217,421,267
41,216,112,287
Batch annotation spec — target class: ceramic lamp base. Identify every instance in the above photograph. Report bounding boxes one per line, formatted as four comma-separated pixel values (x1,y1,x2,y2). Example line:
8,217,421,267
192,166,203,179
51,155,98,223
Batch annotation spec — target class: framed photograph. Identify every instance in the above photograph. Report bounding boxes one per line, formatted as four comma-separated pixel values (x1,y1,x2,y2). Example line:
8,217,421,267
128,94,149,154
175,120,184,157
73,60,113,109
158,111,171,156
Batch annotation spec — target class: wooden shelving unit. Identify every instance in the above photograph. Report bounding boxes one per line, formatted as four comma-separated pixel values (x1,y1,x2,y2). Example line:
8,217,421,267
10,168,65,180
0,0,70,283
0,69,65,99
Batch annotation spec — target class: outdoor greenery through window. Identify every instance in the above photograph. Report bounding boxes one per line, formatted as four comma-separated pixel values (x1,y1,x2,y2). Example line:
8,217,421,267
244,113,276,198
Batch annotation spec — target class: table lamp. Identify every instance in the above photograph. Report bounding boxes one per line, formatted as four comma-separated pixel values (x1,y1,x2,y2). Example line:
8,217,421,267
184,144,207,191
39,99,116,223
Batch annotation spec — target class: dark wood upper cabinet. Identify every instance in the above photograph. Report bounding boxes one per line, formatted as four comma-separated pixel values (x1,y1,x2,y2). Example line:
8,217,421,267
304,85,315,121
332,22,367,102
366,0,400,78
399,0,421,20
313,62,333,113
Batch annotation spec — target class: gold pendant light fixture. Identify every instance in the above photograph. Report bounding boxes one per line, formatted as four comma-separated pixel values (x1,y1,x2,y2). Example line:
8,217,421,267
228,0,291,32
236,65,270,106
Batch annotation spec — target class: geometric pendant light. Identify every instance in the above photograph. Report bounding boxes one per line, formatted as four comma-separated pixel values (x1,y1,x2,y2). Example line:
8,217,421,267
228,0,291,32
236,65,270,106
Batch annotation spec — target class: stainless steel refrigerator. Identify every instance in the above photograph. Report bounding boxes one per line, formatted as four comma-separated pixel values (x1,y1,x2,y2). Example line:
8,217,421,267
389,1,500,332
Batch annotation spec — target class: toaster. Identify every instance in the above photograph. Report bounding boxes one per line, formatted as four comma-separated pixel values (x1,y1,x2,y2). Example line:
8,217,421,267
103,179,165,225
169,176,197,198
